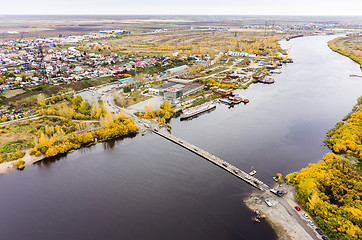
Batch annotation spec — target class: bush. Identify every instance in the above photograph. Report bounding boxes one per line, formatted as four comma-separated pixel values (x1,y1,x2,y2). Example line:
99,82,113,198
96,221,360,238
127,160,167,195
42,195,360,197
14,159,25,169
29,148,37,155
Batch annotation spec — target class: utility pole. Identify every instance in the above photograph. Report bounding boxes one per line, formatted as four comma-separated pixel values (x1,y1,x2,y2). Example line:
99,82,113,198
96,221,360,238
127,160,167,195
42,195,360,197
264,21,268,36
135,64,137,90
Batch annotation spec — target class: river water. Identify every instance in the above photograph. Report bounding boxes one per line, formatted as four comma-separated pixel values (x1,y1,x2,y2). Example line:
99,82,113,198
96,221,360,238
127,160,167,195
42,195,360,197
0,35,361,240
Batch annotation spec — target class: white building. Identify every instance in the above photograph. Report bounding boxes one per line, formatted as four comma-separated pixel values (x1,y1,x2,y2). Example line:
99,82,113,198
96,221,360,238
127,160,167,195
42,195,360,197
166,65,188,75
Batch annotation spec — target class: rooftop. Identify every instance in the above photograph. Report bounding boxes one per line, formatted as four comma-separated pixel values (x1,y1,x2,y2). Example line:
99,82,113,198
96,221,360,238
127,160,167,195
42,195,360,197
151,82,177,90
168,78,194,84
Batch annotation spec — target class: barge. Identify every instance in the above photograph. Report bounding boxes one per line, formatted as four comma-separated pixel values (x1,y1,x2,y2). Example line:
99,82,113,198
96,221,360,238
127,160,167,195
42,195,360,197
180,101,216,120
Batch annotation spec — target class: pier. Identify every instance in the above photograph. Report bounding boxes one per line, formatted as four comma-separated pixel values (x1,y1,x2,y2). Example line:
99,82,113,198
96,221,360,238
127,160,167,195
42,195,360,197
153,129,270,191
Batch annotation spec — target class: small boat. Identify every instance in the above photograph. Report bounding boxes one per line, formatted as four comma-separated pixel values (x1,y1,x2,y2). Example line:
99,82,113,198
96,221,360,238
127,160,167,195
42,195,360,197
249,166,257,176
229,96,242,104
228,95,249,104
219,98,232,105
235,94,249,104
259,76,274,84
249,170,257,176
270,69,282,74
252,217,260,223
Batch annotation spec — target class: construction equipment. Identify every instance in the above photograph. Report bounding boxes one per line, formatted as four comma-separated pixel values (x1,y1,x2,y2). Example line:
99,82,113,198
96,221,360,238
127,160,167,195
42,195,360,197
285,47,291,61
282,47,293,63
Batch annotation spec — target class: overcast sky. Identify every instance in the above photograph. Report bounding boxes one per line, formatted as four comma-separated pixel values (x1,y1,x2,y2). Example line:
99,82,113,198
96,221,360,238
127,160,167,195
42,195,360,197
1,0,362,15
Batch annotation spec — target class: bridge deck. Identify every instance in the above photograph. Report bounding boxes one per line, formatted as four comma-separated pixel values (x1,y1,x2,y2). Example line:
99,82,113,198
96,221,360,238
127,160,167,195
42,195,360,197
154,130,270,191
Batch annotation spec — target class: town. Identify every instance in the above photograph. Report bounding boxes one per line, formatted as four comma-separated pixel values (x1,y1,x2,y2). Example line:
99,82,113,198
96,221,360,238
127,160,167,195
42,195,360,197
0,27,297,123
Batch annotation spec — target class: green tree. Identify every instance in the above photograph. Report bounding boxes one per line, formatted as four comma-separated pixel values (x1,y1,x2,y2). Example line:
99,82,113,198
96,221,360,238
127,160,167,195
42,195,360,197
72,95,83,109
79,101,90,115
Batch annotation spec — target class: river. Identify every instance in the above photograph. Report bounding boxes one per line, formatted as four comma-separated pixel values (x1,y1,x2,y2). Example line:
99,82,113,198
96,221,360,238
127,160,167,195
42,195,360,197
0,35,361,240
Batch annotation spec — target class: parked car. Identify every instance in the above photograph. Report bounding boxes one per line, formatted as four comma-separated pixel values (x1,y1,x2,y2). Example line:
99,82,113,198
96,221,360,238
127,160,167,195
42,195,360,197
322,236,329,240
294,206,301,211
302,213,309,219
315,228,323,235
222,163,228,167
307,220,314,226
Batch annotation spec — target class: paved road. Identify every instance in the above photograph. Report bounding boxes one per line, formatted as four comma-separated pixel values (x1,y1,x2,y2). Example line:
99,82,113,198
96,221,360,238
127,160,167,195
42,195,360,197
278,197,321,240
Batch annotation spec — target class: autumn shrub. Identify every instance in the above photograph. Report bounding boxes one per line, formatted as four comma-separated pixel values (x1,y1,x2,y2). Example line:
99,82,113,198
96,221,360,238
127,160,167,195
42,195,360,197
325,96,362,161
14,159,25,169
286,153,362,240
29,148,37,155
11,149,23,160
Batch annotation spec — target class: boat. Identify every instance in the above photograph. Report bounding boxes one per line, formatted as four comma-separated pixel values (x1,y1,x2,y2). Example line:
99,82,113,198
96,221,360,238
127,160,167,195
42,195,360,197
180,101,216,119
219,98,232,105
350,74,362,78
265,199,272,207
270,69,282,74
234,94,249,104
252,217,260,223
259,76,274,84
249,170,257,176
229,96,242,104
249,166,257,176
286,35,303,41
282,59,293,63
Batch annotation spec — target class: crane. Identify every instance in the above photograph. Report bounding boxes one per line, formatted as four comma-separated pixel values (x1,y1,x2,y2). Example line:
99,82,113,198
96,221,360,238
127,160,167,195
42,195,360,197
282,47,292,63
285,47,291,61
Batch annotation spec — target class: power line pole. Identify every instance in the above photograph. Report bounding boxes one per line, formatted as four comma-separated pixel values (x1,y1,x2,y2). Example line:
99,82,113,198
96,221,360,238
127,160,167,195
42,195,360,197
135,64,137,90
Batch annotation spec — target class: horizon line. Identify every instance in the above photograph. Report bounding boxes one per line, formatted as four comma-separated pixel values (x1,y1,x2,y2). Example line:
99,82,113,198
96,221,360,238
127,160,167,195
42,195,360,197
1,14,362,17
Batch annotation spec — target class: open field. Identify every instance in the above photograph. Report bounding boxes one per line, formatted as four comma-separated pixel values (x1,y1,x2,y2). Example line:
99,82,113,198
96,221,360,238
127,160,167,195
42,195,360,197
2,89,25,98
3,15,361,40
76,30,284,55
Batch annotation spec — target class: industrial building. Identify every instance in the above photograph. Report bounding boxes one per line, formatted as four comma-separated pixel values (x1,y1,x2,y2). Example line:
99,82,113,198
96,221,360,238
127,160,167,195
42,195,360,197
148,80,204,100
166,65,188,75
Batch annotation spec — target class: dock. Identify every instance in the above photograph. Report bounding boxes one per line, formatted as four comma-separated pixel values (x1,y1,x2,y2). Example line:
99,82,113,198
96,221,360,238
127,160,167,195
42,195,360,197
153,129,270,191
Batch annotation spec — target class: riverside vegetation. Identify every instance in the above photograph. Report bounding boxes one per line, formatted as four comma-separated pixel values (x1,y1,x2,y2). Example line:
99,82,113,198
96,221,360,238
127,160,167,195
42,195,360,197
328,35,362,70
325,96,362,163
286,96,362,240
0,92,137,167
30,93,137,158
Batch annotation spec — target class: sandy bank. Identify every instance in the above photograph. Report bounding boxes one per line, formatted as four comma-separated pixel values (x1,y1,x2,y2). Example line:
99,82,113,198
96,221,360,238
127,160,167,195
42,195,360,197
244,185,319,240
0,150,45,175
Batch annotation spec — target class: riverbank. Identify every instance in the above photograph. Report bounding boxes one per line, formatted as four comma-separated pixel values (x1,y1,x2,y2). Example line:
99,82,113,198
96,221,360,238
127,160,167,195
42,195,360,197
244,185,317,240
328,35,362,70
0,149,45,175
